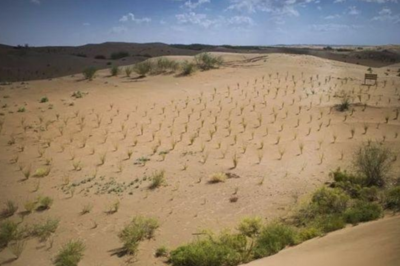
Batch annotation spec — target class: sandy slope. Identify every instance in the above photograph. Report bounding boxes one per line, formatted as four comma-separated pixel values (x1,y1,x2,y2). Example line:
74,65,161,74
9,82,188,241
242,215,400,266
0,53,399,265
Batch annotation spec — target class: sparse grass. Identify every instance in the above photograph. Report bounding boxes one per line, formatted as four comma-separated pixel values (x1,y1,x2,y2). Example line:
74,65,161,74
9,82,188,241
118,216,159,256
8,240,26,259
33,167,51,178
180,61,196,76
194,53,223,71
54,240,85,266
82,67,97,81
36,196,53,211
80,204,93,215
1,201,18,219
110,65,120,76
0,221,21,249
148,170,166,190
208,172,227,184
134,61,153,77
155,245,169,258
337,91,351,112
30,218,59,242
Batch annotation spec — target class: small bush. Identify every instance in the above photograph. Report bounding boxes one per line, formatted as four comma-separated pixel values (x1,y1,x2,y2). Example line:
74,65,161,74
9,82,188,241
297,226,322,241
54,240,85,266
344,201,382,225
148,171,166,190
110,65,120,76
125,67,133,77
310,187,349,215
208,172,227,184
194,53,223,71
31,218,59,242
36,196,53,211
155,245,169,257
110,51,129,60
154,57,179,74
180,61,196,76
8,240,26,259
82,67,97,81
33,167,51,177
40,97,49,103
336,91,351,112
170,232,248,266
134,61,153,77
1,200,18,218
254,223,298,258
354,143,393,187
385,186,400,211
0,221,21,249
311,214,346,233
238,217,262,238
118,216,159,255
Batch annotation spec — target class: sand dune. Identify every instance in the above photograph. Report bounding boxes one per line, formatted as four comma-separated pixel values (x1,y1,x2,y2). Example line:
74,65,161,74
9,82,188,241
0,52,399,265
242,215,400,266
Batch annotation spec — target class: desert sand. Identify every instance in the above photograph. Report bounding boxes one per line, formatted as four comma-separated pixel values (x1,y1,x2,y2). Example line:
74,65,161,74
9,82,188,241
243,215,400,266
0,52,399,265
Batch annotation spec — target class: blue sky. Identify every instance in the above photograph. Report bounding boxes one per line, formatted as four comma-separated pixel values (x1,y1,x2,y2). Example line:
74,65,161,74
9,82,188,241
0,0,399,46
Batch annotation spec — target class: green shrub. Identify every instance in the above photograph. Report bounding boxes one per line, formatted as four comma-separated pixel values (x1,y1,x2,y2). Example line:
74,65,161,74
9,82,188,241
359,186,380,202
254,223,298,258
154,57,179,74
82,67,97,81
0,221,21,249
36,196,53,211
194,53,223,71
40,97,49,103
33,167,51,177
311,214,346,233
118,216,159,255
1,200,18,218
110,51,129,60
297,226,322,241
354,143,393,187
54,240,85,266
385,186,400,211
311,187,349,215
344,201,382,225
134,61,153,77
180,61,196,76
148,170,166,190
110,65,120,76
238,217,262,238
155,245,169,258
31,218,59,242
170,232,249,266
336,91,351,112
125,67,133,77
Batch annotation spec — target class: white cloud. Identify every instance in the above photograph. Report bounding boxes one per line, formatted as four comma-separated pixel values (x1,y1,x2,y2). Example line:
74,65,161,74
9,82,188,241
30,0,41,4
119,13,151,24
227,0,316,16
176,12,219,28
324,14,341,19
183,0,210,10
175,12,255,29
347,6,361,15
227,16,255,26
309,23,362,32
359,0,397,3
372,7,400,23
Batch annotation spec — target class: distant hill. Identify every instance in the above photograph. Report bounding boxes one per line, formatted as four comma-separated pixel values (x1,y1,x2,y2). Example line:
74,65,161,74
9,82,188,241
1,42,400,82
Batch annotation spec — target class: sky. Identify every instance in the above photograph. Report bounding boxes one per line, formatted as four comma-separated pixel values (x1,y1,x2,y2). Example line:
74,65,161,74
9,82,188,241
0,0,399,46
